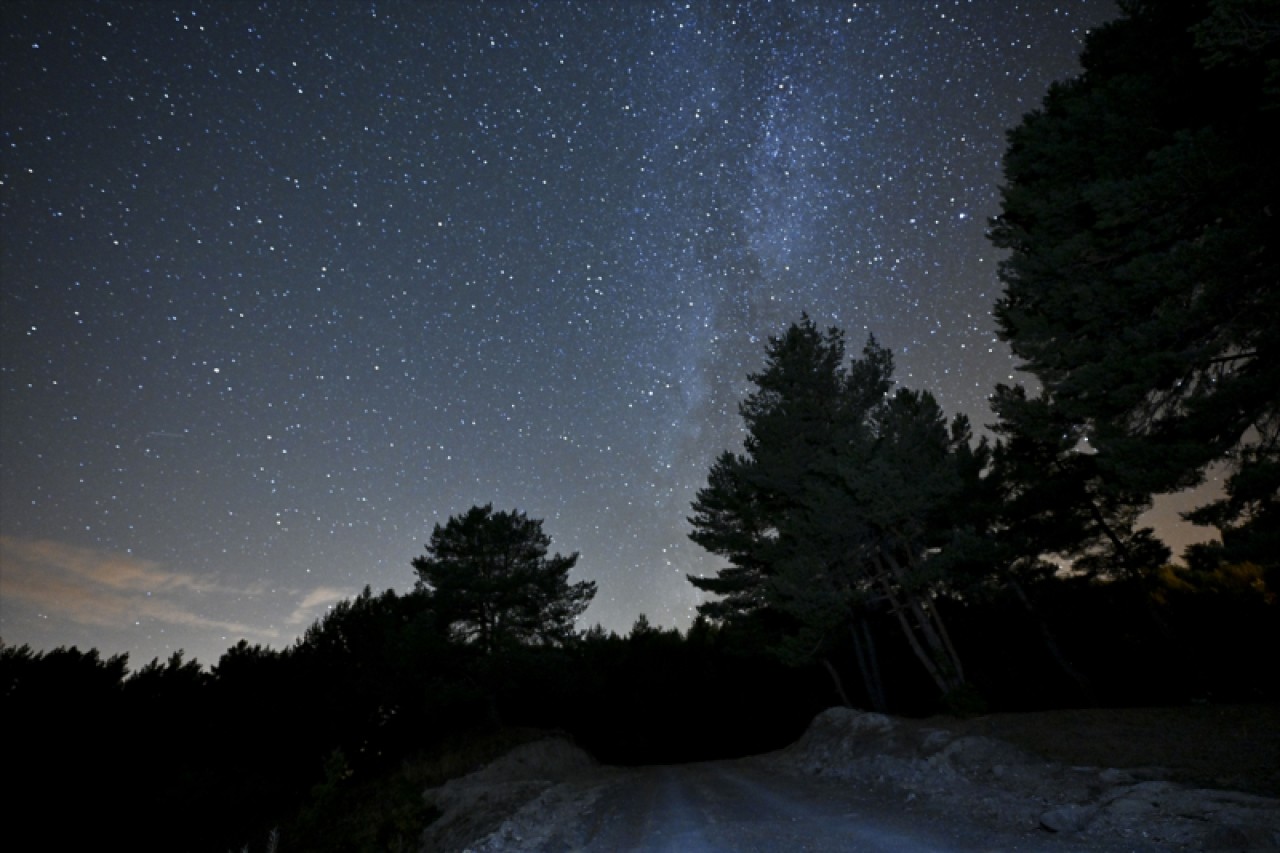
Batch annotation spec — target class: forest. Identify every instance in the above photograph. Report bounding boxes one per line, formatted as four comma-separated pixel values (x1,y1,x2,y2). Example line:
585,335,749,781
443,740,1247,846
3,2,1276,850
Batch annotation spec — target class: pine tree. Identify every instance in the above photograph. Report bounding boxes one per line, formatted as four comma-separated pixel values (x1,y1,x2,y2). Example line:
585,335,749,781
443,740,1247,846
412,504,596,656
990,0,1279,567
689,317,981,706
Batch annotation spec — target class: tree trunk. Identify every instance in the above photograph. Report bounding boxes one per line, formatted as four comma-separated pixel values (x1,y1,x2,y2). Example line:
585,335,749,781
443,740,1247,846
821,657,854,708
879,549,967,694
923,595,965,686
850,616,888,713
878,574,958,696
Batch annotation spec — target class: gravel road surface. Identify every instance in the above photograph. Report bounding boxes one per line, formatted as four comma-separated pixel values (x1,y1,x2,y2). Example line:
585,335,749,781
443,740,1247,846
488,758,1164,852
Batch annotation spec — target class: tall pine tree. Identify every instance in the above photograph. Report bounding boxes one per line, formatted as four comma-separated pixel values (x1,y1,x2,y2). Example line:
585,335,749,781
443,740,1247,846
990,0,1278,568
689,318,982,707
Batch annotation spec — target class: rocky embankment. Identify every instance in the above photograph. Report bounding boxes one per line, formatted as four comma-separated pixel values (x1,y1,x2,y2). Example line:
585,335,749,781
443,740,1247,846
770,707,1280,850
420,708,1280,852
420,737,621,852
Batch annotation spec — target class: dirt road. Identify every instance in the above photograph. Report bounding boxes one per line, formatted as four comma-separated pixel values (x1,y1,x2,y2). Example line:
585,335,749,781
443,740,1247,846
556,759,1158,852
430,715,1280,851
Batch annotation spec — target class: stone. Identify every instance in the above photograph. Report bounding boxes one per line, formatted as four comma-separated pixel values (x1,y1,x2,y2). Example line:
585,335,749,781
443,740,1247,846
1039,804,1098,833
1105,796,1158,817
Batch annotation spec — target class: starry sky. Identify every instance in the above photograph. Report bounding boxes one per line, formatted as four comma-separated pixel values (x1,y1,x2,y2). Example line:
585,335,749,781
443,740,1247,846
2,0,1182,669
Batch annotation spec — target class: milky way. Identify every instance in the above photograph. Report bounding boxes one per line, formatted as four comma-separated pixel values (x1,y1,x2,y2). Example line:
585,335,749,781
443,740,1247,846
1,1,1121,667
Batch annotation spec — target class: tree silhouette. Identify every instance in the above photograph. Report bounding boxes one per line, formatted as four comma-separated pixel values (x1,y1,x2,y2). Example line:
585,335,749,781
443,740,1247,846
689,318,983,707
412,504,596,656
989,0,1278,568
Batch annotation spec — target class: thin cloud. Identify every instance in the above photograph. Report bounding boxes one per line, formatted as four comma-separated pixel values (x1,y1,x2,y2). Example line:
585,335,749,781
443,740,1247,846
0,536,273,639
4,536,250,596
286,586,352,627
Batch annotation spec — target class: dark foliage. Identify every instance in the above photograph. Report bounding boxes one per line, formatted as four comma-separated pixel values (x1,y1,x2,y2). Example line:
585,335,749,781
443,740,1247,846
2,552,1276,851
989,0,1279,567
688,317,989,704
411,504,597,656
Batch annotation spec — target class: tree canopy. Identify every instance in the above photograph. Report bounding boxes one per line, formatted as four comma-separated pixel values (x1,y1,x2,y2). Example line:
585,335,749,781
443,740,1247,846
989,0,1278,567
412,504,596,655
688,317,987,705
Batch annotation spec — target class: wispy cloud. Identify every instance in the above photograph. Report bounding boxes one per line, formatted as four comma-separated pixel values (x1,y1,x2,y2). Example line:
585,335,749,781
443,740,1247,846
0,536,362,660
0,536,269,638
286,585,350,627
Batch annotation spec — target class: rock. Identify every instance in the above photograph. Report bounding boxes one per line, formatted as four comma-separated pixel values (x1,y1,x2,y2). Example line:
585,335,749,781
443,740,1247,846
773,707,1280,851
457,737,596,786
1126,779,1178,799
421,736,598,853
933,735,1032,773
1103,795,1158,817
918,729,955,753
1039,804,1098,833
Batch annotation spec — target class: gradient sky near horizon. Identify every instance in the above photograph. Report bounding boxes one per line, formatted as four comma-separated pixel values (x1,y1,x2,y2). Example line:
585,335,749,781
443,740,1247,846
5,0,1196,669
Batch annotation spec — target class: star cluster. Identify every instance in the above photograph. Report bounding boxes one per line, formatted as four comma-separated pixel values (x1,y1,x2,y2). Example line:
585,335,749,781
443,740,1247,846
2,1,1118,666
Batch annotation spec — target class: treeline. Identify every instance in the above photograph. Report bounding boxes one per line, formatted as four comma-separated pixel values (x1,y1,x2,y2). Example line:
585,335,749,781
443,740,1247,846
0,602,823,852
682,317,1278,717
0,505,825,851
2,560,1275,850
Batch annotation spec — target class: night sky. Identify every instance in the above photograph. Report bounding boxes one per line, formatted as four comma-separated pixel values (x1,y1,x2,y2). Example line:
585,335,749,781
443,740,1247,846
4,0,1178,669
